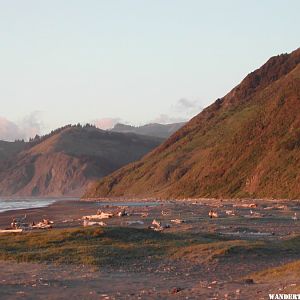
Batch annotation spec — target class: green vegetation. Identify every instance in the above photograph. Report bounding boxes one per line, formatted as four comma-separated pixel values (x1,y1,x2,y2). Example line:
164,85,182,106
0,227,299,271
251,260,300,282
0,227,224,267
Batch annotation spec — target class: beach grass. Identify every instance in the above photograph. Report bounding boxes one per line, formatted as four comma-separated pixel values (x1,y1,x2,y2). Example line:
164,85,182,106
0,227,299,270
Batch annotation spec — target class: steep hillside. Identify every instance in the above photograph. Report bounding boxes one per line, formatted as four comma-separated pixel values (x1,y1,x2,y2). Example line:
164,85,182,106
85,48,300,199
0,125,162,196
0,141,27,161
111,122,185,139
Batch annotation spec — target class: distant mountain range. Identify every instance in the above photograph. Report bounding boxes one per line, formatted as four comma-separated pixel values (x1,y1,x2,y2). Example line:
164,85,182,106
110,122,185,139
0,125,163,196
84,48,300,200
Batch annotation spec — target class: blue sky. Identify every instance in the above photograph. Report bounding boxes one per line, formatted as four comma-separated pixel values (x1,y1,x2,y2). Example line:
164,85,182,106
0,0,299,139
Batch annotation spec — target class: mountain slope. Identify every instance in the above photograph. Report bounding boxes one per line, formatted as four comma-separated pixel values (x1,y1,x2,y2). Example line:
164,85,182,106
0,140,27,161
110,122,185,139
85,48,300,199
0,125,162,196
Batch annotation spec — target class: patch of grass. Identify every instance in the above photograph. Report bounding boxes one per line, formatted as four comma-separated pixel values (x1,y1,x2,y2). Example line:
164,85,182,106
169,240,255,263
250,260,300,282
0,228,299,271
171,234,300,265
0,227,222,267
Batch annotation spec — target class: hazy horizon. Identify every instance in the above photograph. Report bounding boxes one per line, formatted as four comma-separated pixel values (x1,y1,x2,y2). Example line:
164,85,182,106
1,0,300,141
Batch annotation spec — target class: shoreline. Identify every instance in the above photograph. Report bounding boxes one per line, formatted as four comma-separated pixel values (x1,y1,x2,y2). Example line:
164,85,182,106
1,196,299,230
0,200,94,229
0,198,163,229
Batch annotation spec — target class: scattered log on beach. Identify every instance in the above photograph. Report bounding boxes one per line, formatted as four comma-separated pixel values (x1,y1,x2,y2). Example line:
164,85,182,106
149,219,170,231
83,220,107,227
233,203,258,208
83,212,113,220
208,210,218,218
0,229,23,234
225,210,236,216
152,219,161,227
126,220,144,225
31,219,54,229
117,209,129,217
97,210,114,218
171,219,185,224
149,219,163,231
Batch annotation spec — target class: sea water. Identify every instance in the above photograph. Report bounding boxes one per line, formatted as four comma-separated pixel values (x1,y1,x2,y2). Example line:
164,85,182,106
0,198,160,213
0,197,79,213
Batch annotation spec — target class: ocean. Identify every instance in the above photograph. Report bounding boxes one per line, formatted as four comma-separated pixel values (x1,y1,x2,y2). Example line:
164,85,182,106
0,197,79,213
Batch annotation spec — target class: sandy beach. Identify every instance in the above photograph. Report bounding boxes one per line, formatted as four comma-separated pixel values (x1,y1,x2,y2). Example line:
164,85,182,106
0,198,299,299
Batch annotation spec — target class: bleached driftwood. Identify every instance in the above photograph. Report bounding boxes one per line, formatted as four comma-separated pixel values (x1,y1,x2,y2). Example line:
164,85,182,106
31,219,54,229
225,210,236,216
208,210,218,218
152,219,161,227
171,219,185,224
83,212,113,220
0,229,23,233
149,219,170,231
126,220,144,225
83,220,107,227
117,209,129,217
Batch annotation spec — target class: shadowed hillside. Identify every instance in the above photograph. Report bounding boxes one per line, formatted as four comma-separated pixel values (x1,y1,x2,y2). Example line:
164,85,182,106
0,140,27,161
84,48,300,199
110,122,185,139
0,125,162,196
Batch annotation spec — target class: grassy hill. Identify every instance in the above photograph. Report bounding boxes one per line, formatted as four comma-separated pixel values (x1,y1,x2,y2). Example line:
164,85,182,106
84,48,300,199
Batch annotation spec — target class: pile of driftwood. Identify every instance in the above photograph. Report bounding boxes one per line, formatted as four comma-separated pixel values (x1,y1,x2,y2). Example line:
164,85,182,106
83,220,107,227
208,210,219,218
82,208,130,227
31,219,53,229
0,215,54,234
82,211,114,221
149,219,170,231
171,219,185,224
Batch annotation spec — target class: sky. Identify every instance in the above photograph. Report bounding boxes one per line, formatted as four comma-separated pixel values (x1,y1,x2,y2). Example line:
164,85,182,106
0,0,300,140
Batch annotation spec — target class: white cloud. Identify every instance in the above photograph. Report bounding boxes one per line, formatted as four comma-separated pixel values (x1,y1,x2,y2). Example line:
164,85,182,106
172,98,203,115
19,111,43,139
150,114,186,124
150,98,203,125
0,112,43,141
0,117,23,141
93,118,122,130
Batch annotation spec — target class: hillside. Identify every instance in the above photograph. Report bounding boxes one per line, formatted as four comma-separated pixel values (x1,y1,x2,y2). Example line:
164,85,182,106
84,48,300,199
110,122,185,139
0,125,162,196
0,141,27,161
